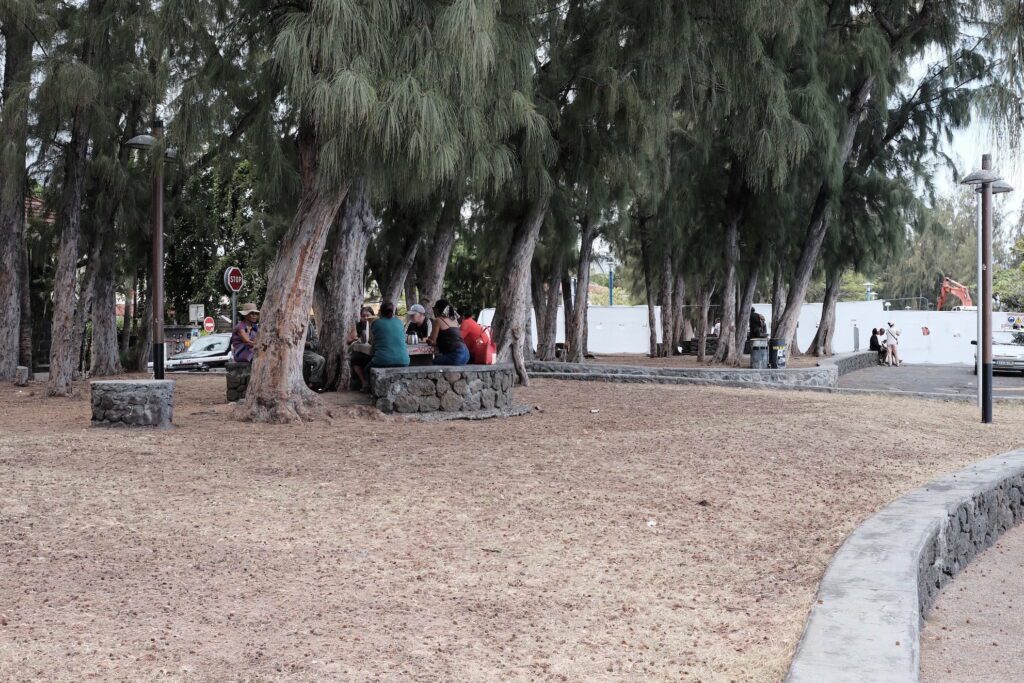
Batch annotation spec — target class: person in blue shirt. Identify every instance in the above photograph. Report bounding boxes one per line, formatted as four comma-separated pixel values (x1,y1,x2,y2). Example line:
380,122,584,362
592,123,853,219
368,301,410,370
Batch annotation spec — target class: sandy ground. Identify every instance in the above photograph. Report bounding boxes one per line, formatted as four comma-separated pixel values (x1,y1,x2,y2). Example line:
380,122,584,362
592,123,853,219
920,523,1024,682
2,375,1023,682
589,353,822,369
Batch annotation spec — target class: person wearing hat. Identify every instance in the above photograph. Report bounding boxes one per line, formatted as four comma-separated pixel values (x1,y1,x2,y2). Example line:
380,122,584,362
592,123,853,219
405,304,432,341
231,303,260,362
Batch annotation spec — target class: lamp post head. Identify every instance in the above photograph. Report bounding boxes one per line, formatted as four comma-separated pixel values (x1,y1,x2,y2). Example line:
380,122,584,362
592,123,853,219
125,134,157,150
125,133,179,161
991,179,1014,195
961,168,1002,186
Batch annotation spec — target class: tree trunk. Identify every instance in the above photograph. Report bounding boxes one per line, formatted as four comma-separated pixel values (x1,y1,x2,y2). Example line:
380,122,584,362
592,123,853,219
533,257,561,361
318,179,373,392
733,264,760,366
713,213,741,364
0,27,32,380
239,122,349,422
807,266,843,357
560,272,575,355
773,76,874,344
71,232,100,377
418,193,461,311
47,114,91,395
90,225,122,376
658,252,674,357
672,273,686,352
404,273,418,310
696,283,712,362
523,279,536,360
770,263,785,337
120,271,137,355
131,273,152,372
637,216,658,357
19,232,32,370
382,235,419,305
491,195,550,385
566,217,595,362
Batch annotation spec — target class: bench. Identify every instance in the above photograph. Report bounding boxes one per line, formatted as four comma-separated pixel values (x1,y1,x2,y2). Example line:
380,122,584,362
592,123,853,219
370,363,525,418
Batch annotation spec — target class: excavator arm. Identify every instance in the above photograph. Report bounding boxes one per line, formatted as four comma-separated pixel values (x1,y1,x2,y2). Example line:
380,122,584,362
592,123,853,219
937,277,973,310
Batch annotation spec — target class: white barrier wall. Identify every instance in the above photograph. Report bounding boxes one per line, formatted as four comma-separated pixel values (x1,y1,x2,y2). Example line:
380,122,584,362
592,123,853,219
478,305,662,354
479,302,1002,365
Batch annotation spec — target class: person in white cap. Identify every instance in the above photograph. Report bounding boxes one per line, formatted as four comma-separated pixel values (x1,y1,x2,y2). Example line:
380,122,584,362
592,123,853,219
231,303,260,362
405,303,432,341
885,321,902,367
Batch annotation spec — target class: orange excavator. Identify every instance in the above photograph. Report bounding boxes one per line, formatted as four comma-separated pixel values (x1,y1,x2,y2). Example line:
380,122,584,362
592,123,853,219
937,277,973,310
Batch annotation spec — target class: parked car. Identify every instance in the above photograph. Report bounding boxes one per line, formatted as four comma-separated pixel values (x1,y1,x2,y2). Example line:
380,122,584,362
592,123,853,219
972,330,1024,374
166,333,232,371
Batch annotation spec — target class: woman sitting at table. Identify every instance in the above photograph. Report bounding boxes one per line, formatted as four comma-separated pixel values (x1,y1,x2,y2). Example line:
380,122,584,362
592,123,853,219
428,299,469,366
349,306,375,390
368,301,410,372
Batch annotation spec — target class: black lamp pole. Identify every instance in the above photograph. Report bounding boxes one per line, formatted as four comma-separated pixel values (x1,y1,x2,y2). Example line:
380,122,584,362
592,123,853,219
981,154,993,423
151,120,165,380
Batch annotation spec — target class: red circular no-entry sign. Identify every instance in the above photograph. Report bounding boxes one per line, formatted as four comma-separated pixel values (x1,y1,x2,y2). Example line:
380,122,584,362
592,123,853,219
203,316,216,333
223,266,244,293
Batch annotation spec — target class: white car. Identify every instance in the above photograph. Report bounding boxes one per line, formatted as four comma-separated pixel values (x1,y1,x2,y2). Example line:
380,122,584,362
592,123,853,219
973,330,1024,374
149,333,233,371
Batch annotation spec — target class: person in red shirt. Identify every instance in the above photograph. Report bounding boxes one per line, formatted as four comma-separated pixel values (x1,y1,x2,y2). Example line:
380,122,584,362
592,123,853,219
460,310,484,346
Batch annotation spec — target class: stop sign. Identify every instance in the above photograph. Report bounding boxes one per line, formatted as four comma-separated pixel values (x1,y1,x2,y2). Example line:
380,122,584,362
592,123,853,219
223,266,244,293
203,316,216,333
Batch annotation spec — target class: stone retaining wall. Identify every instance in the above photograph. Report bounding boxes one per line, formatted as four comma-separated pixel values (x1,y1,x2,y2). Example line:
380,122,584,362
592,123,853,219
370,363,519,416
527,361,837,389
226,362,251,402
787,448,1024,682
91,380,174,428
527,351,877,391
820,349,879,376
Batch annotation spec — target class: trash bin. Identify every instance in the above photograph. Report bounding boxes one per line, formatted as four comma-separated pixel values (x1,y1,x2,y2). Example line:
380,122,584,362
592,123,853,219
750,338,769,369
769,338,787,369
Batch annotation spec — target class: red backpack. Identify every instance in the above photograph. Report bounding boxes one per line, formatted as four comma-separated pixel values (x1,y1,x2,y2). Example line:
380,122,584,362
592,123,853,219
462,319,496,364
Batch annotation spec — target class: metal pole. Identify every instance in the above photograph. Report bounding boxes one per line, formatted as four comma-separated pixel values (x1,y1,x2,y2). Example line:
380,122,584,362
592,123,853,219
151,120,165,380
608,268,614,306
232,292,237,327
981,154,994,423
976,186,983,411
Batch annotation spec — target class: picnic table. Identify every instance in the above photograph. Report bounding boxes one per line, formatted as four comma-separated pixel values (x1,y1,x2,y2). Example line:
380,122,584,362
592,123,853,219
408,343,434,366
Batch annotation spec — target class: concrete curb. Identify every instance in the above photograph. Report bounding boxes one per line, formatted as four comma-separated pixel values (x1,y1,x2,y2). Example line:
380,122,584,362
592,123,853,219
787,448,1024,683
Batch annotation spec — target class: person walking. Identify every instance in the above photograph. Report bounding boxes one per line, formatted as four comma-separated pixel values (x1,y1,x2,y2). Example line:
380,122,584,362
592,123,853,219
885,321,902,367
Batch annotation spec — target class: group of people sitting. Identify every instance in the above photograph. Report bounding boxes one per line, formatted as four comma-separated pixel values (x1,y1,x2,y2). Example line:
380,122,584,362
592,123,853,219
869,322,902,367
349,299,489,391
228,298,491,392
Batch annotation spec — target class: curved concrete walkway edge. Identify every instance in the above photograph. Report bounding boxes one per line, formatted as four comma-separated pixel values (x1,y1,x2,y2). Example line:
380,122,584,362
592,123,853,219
786,448,1024,683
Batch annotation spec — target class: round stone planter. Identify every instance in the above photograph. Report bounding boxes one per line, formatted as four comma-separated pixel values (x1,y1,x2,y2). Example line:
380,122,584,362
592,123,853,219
90,380,175,428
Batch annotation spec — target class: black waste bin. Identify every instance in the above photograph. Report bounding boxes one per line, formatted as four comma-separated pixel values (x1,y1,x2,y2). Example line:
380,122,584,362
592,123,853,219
768,338,787,369
750,338,769,369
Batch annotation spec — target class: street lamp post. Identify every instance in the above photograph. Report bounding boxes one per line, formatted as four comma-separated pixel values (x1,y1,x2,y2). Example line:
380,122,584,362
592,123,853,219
961,157,1014,423
126,120,176,380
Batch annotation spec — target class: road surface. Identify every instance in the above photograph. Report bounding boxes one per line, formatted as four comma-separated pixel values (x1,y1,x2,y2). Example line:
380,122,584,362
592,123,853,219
837,364,1024,399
